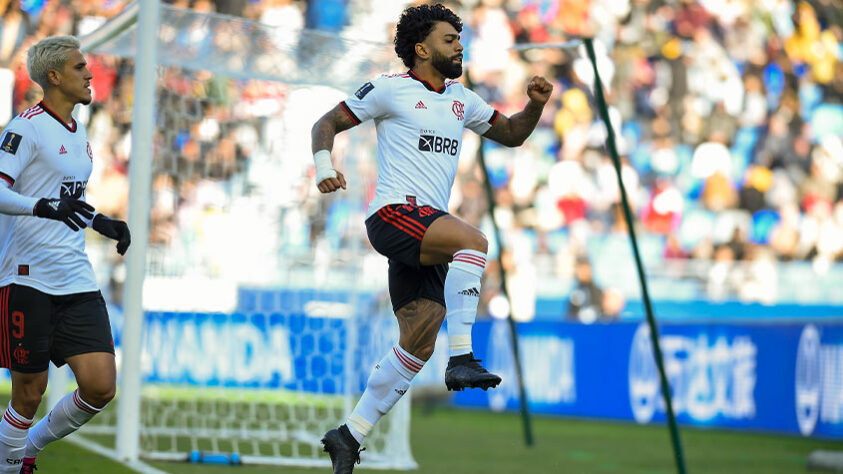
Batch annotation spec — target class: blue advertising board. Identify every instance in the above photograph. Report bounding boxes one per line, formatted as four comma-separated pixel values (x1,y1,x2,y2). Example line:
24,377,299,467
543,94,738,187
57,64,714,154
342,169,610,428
137,309,398,395
129,304,843,439
456,320,843,438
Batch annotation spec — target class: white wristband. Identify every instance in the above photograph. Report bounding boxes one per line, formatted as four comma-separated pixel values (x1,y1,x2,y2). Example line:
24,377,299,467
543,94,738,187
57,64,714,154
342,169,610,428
313,150,337,183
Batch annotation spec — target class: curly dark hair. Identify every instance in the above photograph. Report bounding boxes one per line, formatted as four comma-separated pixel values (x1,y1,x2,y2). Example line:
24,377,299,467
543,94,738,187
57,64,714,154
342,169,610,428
394,4,463,68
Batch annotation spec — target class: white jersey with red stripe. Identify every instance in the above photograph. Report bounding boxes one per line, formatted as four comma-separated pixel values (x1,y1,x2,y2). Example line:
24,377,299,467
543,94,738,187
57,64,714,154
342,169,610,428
0,102,98,295
341,70,498,218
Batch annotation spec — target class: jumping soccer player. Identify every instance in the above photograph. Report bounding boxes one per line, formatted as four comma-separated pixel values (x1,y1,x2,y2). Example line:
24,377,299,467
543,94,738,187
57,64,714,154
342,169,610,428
0,36,130,474
311,4,551,472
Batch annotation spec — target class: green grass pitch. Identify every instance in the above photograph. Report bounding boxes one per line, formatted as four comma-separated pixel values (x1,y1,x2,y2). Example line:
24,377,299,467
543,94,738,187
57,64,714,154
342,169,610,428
27,407,842,473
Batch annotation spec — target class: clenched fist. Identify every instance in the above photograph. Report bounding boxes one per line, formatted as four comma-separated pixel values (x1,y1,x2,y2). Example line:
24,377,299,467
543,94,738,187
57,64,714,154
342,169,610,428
317,171,347,193
526,76,553,104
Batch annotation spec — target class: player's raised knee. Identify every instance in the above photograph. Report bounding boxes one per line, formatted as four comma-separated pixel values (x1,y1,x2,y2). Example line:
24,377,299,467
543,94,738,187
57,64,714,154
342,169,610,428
79,382,116,409
463,231,488,254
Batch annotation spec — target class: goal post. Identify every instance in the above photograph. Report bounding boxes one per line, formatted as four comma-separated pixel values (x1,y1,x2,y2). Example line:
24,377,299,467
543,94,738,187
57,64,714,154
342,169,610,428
78,1,414,469
116,0,158,464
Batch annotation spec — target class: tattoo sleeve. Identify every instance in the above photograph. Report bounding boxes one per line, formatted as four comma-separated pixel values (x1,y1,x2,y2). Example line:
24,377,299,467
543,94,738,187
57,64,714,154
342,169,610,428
311,104,358,153
483,100,544,147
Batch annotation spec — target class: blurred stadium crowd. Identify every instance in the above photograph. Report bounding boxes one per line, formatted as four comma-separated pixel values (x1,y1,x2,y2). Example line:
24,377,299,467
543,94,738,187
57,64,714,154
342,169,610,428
0,0,840,319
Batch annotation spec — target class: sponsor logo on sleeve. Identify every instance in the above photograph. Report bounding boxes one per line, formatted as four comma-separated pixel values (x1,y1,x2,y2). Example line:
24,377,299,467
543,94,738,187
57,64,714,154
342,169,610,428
355,82,375,99
0,132,22,155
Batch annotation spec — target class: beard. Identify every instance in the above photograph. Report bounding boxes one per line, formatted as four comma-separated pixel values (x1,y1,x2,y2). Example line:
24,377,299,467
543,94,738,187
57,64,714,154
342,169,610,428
76,85,93,105
431,49,462,79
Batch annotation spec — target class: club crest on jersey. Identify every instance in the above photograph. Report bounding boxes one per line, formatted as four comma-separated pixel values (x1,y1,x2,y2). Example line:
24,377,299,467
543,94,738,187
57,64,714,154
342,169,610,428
0,132,22,155
452,100,464,120
87,142,93,162
355,82,374,99
59,145,68,155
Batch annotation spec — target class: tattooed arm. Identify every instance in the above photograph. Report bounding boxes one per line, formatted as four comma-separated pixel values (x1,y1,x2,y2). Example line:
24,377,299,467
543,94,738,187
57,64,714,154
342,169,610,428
311,104,358,193
311,104,358,154
482,75,553,147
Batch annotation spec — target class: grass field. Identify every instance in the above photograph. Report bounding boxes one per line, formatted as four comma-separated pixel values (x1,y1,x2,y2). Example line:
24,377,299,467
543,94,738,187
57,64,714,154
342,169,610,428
25,406,842,473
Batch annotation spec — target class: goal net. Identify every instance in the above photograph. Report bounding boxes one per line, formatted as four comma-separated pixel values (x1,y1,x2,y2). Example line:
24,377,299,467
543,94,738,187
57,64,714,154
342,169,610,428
76,2,415,469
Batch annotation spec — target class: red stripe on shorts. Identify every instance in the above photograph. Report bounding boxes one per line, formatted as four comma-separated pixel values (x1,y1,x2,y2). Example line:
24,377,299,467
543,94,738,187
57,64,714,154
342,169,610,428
378,208,423,240
1,287,8,368
383,205,428,235
5,286,10,368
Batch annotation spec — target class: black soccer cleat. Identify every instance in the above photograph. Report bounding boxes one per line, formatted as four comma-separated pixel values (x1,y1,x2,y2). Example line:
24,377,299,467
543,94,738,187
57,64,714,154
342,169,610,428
445,353,502,391
321,424,365,474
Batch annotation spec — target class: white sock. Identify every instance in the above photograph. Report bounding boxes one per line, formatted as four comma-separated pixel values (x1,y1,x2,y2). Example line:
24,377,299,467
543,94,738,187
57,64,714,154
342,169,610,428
346,346,423,444
446,250,487,357
24,390,102,459
0,404,33,473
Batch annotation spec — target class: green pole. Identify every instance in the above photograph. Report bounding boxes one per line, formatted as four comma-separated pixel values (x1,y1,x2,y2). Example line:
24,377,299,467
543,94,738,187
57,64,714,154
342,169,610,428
465,69,534,447
475,137,534,447
583,38,687,474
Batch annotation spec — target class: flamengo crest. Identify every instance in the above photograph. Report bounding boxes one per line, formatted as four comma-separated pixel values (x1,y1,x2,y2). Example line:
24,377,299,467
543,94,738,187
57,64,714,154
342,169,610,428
452,100,464,120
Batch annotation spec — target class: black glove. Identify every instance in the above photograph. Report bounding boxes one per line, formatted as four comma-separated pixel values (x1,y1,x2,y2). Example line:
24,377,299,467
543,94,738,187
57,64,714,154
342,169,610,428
92,214,131,255
33,197,95,231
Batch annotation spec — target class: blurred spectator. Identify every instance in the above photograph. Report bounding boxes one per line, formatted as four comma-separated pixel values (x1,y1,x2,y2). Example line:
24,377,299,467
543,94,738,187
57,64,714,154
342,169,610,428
566,257,606,323
707,244,737,300
601,287,625,319
739,166,771,215
0,0,29,123
0,1,29,68
1,0,840,314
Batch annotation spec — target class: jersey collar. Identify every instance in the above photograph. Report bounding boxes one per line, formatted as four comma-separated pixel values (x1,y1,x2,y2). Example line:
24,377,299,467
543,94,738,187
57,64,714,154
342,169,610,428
408,70,446,94
38,101,77,133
